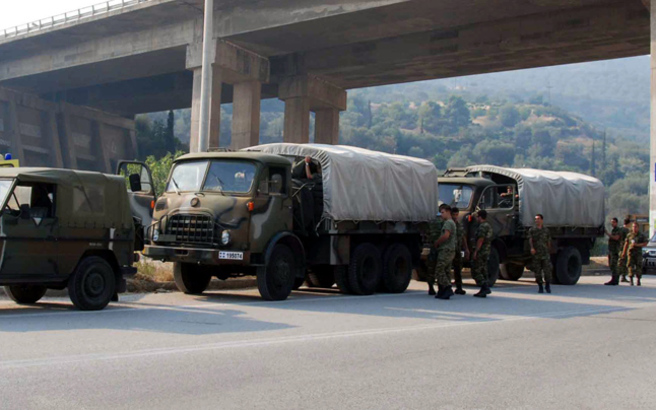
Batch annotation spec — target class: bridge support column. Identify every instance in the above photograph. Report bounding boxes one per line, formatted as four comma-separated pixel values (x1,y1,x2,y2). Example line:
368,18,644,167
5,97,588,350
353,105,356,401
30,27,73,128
231,81,262,149
651,0,656,236
279,75,346,144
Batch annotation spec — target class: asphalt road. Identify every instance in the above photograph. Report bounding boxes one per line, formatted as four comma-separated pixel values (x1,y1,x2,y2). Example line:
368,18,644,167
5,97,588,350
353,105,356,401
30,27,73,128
1,276,656,410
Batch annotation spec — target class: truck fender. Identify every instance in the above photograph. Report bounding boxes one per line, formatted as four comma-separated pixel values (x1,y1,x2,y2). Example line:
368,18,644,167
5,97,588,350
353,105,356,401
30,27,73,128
264,232,306,278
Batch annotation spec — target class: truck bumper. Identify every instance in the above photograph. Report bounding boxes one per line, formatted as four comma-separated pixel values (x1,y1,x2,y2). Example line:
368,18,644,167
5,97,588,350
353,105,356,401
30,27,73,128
144,244,252,265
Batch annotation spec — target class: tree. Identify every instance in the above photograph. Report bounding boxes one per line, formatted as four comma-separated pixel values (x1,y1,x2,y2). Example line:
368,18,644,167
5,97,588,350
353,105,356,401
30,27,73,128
499,104,521,127
443,96,471,135
417,101,442,134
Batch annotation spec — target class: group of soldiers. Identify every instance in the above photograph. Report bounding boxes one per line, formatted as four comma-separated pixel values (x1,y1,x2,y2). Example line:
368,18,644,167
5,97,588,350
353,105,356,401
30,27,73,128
426,206,555,299
604,218,649,286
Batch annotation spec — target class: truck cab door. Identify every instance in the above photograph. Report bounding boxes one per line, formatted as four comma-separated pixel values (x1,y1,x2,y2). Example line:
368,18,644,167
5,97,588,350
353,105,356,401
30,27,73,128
117,161,156,226
249,166,293,249
477,184,517,237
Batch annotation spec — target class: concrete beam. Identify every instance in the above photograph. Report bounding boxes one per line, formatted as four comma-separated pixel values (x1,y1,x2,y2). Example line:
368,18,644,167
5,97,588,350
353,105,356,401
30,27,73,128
231,81,261,149
278,75,346,111
187,40,270,84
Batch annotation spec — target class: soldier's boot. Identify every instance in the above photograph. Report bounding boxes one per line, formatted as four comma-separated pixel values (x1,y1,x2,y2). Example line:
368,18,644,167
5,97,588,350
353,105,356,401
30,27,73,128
637,277,642,287
621,276,629,283
473,284,489,298
454,285,466,295
630,277,634,286
604,276,619,286
538,284,544,294
428,282,436,296
445,285,454,298
435,285,451,300
545,283,551,294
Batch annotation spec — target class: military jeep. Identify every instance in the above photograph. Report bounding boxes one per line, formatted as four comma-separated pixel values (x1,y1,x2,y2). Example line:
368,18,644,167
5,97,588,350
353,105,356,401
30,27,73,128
0,167,151,310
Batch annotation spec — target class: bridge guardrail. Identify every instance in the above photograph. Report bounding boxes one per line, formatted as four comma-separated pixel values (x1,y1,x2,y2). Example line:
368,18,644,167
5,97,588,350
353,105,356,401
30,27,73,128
2,0,153,41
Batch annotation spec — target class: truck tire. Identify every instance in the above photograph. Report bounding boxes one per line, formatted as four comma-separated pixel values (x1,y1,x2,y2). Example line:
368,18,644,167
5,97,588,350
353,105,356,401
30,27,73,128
4,285,47,304
500,263,524,281
173,262,212,295
257,244,296,301
68,256,116,311
487,247,500,287
307,267,335,288
335,266,352,294
555,246,582,285
348,243,382,295
381,243,413,293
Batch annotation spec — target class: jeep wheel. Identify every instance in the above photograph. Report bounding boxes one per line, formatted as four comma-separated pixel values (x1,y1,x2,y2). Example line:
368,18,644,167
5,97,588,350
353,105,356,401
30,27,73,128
68,256,116,311
381,243,413,293
4,285,47,304
348,243,382,295
257,244,296,301
487,247,500,287
173,263,212,294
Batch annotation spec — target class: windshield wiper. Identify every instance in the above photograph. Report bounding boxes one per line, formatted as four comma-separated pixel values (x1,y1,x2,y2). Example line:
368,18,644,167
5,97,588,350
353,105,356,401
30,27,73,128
213,175,225,195
170,177,181,195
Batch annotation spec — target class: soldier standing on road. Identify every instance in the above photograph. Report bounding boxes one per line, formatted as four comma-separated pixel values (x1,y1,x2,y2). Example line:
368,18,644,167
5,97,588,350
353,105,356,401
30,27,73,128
433,204,457,300
618,218,631,283
451,207,470,295
529,214,553,294
622,222,648,286
604,217,622,286
426,215,442,296
471,210,493,298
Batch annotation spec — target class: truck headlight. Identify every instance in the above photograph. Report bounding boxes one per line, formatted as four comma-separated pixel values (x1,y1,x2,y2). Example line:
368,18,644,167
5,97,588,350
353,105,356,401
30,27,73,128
152,228,160,242
221,230,231,245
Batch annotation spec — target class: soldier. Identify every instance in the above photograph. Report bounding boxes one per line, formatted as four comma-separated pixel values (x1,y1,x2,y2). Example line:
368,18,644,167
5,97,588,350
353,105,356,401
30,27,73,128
471,210,493,298
425,215,443,296
622,222,648,286
451,207,470,295
529,213,553,294
604,217,622,286
432,204,457,300
618,218,631,283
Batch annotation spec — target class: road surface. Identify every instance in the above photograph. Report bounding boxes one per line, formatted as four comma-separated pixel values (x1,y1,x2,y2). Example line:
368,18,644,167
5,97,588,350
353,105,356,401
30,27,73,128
1,276,655,409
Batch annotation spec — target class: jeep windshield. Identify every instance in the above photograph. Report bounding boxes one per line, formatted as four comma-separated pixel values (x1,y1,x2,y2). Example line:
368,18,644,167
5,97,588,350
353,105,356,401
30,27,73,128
166,160,257,194
0,179,14,210
439,183,473,208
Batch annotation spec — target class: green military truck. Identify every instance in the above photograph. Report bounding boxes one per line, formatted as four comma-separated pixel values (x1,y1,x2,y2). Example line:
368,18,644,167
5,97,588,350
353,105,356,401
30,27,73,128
143,143,438,301
0,163,155,310
432,165,605,285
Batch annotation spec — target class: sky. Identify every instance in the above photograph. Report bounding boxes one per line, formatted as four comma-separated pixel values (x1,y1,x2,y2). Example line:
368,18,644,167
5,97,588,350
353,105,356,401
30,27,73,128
0,0,98,30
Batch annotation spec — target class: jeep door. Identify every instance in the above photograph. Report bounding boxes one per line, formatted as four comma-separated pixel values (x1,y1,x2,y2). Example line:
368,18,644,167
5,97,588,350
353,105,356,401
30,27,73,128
0,181,59,277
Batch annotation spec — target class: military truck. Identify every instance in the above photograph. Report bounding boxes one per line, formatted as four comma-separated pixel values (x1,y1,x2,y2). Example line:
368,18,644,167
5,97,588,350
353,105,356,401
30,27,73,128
0,163,154,310
434,165,605,285
143,143,438,301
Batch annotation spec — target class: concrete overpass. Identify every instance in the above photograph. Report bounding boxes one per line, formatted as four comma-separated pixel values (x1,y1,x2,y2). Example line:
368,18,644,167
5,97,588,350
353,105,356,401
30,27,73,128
0,0,654,223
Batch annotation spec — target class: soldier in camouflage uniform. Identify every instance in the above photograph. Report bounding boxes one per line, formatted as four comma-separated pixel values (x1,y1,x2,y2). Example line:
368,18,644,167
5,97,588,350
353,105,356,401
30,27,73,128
604,217,622,286
622,222,648,287
471,210,493,298
425,217,443,295
618,218,631,283
529,213,553,294
432,204,457,300
451,207,470,295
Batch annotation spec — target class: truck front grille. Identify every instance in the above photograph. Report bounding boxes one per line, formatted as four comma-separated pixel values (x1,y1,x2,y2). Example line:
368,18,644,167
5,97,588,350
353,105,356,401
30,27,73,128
165,214,214,244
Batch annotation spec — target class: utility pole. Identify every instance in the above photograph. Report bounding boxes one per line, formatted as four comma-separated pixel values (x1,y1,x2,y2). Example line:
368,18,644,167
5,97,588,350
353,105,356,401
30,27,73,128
197,0,214,152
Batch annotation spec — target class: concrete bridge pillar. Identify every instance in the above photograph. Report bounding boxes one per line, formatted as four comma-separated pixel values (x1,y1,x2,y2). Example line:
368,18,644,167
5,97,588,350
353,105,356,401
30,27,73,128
278,75,346,144
187,41,269,151
651,0,656,236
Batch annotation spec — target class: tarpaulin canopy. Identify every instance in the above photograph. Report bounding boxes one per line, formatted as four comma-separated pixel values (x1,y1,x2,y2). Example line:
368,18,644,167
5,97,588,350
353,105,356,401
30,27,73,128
465,165,604,228
244,144,439,222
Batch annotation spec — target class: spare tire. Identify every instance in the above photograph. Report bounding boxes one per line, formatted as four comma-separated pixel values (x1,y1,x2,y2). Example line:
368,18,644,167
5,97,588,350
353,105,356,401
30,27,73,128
555,246,582,285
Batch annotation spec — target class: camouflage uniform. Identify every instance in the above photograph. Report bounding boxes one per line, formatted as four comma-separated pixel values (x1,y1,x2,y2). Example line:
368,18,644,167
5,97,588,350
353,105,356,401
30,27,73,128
452,219,466,287
434,219,457,287
608,226,621,278
529,226,552,285
618,226,630,279
626,231,647,280
471,221,493,286
425,219,443,286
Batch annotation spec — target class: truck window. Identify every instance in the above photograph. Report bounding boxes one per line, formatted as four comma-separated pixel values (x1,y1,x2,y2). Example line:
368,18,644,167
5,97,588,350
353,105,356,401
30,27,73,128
478,185,515,210
203,161,257,194
439,184,473,208
167,160,208,193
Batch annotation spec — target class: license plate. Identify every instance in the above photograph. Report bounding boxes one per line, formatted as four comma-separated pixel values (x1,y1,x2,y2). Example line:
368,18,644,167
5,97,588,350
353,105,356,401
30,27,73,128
219,251,243,260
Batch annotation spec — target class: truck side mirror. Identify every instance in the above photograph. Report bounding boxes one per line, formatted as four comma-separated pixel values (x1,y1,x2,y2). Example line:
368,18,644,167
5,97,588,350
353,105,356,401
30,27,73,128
129,174,142,192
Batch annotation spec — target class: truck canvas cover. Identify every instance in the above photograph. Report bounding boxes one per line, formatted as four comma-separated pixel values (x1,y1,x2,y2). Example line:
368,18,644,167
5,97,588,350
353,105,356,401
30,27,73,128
244,143,439,222
466,165,604,228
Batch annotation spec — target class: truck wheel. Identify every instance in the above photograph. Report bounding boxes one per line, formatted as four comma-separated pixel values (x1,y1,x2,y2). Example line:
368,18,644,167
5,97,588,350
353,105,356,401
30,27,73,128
307,267,335,288
500,263,524,281
348,243,382,295
257,244,296,301
173,263,212,295
335,266,352,294
4,285,47,304
68,256,116,311
487,247,500,287
555,246,582,285
381,243,413,293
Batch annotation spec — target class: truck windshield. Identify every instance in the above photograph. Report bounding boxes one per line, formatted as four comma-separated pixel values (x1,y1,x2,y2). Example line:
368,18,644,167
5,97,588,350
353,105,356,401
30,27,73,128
439,184,473,208
166,160,257,194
